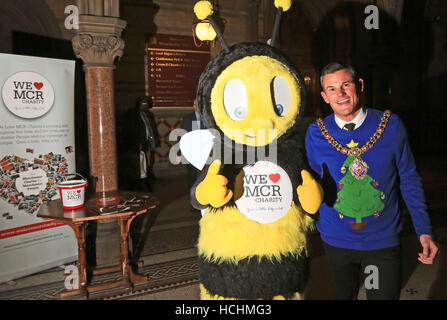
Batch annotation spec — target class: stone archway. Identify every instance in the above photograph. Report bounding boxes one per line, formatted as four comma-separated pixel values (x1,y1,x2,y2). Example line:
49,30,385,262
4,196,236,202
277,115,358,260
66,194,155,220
0,0,61,53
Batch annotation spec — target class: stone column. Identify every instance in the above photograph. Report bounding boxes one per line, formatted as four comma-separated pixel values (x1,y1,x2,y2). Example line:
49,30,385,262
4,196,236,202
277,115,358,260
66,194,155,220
72,0,126,269
72,3,126,193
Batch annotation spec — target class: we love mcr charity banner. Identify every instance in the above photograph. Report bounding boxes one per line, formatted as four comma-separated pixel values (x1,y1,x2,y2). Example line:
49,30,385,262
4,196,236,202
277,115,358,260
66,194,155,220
0,53,77,283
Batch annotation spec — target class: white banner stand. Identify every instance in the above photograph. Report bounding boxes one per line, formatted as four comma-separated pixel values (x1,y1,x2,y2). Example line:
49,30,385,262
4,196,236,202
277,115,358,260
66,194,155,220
0,53,78,283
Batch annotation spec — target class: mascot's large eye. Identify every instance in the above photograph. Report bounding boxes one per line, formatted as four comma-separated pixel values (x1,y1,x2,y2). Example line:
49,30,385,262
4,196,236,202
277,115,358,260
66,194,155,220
271,76,291,117
224,79,248,121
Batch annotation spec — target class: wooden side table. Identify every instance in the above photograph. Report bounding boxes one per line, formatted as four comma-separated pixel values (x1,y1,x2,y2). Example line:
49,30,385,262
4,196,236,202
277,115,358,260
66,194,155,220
37,191,159,299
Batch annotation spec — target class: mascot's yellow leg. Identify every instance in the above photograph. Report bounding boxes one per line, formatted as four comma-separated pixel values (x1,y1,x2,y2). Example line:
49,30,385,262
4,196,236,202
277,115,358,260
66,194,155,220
200,284,303,300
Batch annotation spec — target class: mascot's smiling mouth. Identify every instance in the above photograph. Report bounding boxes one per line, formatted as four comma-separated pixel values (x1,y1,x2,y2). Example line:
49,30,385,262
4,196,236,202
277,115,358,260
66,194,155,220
242,133,256,138
229,128,278,146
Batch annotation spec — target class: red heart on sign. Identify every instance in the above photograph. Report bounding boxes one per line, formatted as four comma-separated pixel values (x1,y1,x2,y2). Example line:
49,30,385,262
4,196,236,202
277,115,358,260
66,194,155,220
77,190,81,193
269,174,280,183
34,82,44,90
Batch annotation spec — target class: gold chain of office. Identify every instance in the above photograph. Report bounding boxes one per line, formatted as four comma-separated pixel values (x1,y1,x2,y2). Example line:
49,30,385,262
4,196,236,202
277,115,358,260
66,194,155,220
316,110,392,157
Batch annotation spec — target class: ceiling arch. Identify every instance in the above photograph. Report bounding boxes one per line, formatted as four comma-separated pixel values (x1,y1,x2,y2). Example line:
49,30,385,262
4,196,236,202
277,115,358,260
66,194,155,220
0,0,61,53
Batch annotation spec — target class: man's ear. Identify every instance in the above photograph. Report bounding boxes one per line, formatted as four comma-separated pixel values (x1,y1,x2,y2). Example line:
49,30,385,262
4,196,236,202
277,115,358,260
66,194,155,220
358,78,365,93
321,91,330,104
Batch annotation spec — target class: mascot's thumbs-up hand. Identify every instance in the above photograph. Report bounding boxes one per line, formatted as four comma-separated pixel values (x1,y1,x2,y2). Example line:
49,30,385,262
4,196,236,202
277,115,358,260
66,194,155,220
196,160,233,208
297,170,324,214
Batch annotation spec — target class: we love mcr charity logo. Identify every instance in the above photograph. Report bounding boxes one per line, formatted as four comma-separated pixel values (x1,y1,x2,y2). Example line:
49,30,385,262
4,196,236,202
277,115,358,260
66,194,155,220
235,161,293,224
66,189,82,201
2,71,55,119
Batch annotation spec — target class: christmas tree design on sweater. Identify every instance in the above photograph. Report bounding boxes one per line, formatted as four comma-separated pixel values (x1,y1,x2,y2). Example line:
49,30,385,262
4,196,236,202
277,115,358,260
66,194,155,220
334,140,385,230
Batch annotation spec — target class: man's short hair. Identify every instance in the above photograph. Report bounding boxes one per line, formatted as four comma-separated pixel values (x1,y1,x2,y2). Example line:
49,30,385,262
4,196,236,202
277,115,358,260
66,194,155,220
320,62,358,89
136,96,153,108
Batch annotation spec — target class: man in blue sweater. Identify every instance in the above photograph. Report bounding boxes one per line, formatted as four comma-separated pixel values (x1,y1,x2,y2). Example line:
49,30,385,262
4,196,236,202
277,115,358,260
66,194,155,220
305,62,438,299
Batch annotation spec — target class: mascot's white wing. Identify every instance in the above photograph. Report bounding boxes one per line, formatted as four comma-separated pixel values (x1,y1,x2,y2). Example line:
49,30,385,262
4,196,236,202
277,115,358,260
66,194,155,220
179,129,215,170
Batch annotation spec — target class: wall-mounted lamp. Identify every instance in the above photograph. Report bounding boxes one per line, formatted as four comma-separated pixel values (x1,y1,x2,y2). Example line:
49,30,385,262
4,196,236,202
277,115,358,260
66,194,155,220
304,76,312,86
193,20,217,46
192,0,228,49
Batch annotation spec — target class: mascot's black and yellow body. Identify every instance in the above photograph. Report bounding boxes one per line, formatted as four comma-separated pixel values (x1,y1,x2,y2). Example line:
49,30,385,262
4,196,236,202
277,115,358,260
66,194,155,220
187,0,323,300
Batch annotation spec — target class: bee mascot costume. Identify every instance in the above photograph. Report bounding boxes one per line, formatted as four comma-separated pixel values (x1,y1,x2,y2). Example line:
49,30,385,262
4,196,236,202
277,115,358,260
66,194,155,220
181,0,324,300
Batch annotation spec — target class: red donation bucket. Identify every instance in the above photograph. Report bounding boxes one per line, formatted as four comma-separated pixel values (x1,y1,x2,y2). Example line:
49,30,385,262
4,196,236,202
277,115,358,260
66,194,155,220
57,173,88,210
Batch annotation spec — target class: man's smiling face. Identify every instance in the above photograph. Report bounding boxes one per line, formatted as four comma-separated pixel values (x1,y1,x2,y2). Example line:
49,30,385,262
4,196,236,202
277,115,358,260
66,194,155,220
321,69,364,122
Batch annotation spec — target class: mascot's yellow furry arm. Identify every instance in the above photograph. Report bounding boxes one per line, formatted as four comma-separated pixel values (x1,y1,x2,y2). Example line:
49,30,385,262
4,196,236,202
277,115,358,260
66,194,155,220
183,0,323,300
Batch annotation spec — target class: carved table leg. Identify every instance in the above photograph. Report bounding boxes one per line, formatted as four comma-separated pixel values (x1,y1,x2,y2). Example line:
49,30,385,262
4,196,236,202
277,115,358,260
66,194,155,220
118,214,149,290
60,222,88,299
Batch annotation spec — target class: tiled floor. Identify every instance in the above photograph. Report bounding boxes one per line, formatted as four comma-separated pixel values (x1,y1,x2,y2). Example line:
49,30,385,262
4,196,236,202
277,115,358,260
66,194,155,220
1,156,446,300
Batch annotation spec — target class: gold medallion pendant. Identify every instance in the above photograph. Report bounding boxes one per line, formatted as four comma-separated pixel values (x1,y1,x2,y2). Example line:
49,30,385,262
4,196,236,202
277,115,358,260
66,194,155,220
349,157,369,180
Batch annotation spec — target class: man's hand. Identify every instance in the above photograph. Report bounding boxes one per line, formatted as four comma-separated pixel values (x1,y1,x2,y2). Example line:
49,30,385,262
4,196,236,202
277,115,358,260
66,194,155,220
418,234,439,265
195,160,233,208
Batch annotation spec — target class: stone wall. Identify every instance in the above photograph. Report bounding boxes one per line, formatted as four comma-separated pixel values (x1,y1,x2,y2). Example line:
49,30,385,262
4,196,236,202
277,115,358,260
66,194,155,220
115,0,259,166
115,0,257,111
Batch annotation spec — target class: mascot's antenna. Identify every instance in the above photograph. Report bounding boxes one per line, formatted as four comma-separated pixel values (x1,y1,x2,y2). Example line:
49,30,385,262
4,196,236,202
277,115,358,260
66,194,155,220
271,0,293,47
207,15,229,52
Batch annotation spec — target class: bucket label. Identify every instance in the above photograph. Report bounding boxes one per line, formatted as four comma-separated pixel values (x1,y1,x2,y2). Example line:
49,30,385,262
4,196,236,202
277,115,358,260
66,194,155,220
65,189,83,201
